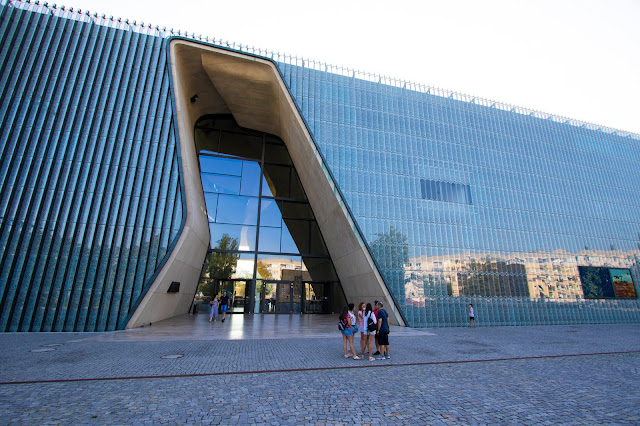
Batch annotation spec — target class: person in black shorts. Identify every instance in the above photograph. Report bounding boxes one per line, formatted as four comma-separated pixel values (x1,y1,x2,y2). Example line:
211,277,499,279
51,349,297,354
375,302,390,360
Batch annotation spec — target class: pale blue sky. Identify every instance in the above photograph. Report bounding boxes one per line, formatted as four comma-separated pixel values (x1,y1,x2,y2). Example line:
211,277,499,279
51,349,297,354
60,0,640,134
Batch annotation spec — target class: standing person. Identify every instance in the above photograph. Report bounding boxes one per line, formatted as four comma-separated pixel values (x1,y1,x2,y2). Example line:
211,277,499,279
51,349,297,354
468,303,476,327
376,302,390,360
220,291,230,323
209,294,219,322
372,300,381,355
362,303,377,361
357,302,366,357
347,303,357,355
339,306,360,360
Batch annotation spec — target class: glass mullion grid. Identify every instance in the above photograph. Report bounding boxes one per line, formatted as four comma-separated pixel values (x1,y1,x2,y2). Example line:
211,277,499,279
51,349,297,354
80,25,132,332
70,24,122,332
103,31,152,331
26,17,96,332
0,12,73,331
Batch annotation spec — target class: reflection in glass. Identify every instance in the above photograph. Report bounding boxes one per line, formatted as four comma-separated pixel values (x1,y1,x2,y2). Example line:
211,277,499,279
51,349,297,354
199,155,242,175
264,141,292,165
209,223,256,251
195,115,340,315
257,254,302,281
309,221,328,255
262,164,290,198
281,225,299,254
240,161,261,196
219,131,262,159
204,193,218,222
259,199,282,227
290,169,305,200
258,226,281,252
201,173,240,195
216,195,259,225
282,201,313,219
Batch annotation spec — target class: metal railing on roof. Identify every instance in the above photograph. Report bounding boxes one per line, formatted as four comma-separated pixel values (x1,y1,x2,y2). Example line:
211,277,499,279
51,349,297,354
6,0,639,141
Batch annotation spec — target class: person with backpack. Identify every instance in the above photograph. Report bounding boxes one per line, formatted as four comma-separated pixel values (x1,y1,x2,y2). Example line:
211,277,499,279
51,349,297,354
339,306,360,360
347,303,357,355
361,302,377,361
376,301,390,360
372,300,381,355
357,302,366,356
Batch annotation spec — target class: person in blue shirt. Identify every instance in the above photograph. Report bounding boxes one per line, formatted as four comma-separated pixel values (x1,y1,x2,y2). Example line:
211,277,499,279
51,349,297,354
220,291,230,323
375,302,390,360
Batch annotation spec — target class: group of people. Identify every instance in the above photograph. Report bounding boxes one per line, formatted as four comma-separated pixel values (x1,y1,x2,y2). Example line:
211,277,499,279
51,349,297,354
208,292,230,323
339,301,390,361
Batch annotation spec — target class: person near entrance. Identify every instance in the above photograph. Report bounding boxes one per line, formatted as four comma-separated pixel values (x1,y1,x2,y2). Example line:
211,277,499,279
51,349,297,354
209,295,219,322
220,291,230,322
376,302,390,360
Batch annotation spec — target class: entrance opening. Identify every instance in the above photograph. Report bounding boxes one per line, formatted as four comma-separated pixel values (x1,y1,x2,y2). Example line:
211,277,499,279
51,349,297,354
193,115,345,315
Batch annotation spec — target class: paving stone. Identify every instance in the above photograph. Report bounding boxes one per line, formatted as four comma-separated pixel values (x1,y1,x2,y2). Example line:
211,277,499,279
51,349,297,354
1,323,639,424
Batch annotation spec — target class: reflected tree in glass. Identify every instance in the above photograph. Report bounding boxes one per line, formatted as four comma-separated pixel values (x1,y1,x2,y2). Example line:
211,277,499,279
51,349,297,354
370,226,409,297
199,234,240,298
257,260,272,280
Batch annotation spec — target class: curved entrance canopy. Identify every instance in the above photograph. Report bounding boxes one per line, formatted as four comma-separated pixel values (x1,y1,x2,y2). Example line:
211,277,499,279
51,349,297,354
127,40,404,328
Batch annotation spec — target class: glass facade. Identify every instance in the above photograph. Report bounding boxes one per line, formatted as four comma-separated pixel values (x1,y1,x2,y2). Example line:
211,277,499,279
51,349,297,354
1,1,639,330
195,116,341,314
275,62,640,327
0,3,185,331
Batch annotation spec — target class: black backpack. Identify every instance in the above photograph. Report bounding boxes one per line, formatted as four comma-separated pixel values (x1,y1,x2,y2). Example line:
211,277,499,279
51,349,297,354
366,314,376,332
338,318,346,331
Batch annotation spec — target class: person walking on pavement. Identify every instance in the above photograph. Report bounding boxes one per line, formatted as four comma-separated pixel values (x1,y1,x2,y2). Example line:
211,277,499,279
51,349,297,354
468,303,476,327
376,302,390,360
220,291,230,323
209,294,219,322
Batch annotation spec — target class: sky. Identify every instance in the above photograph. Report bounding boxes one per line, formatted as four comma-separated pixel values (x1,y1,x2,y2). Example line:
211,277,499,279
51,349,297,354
58,0,640,134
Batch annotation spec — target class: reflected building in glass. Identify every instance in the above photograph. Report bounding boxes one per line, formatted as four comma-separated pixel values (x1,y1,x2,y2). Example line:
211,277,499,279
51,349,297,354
0,1,638,331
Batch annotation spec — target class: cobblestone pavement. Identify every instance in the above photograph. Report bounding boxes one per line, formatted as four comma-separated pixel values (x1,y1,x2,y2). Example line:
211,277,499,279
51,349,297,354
1,320,639,424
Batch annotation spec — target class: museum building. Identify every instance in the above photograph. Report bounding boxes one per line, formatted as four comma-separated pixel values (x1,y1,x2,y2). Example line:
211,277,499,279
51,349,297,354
0,0,639,332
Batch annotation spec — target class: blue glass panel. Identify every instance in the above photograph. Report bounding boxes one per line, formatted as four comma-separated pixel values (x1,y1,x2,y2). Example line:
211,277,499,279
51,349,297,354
260,199,282,227
209,223,256,252
240,161,260,196
281,222,300,255
199,155,242,176
216,195,259,225
201,173,240,195
258,226,281,253
204,193,218,222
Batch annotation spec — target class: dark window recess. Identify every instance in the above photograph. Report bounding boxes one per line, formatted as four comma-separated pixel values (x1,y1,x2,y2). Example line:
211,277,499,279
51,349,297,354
420,179,472,204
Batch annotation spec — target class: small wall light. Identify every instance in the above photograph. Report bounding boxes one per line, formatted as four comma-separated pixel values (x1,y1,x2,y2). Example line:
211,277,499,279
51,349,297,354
190,94,199,103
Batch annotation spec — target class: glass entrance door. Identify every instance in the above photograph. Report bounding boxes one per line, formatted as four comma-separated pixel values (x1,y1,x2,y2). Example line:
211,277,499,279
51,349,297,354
276,281,292,313
303,281,331,313
218,279,249,313
259,280,302,313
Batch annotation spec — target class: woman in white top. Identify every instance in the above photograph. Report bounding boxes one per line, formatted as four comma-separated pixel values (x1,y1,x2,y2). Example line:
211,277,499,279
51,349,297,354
347,303,357,356
357,302,366,356
361,302,377,361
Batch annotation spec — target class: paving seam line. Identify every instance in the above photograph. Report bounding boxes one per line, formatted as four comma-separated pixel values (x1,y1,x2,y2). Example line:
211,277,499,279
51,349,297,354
1,350,638,386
